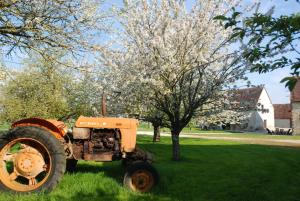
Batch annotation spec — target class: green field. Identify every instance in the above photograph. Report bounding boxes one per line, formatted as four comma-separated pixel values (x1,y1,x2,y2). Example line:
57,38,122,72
138,122,300,140
1,135,300,201
137,122,227,133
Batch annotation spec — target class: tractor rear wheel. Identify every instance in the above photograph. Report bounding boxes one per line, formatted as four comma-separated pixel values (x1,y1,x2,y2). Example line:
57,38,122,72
0,126,66,193
123,161,158,192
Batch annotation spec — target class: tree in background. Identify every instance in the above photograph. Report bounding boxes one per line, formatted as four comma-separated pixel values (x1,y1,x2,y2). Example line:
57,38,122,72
101,80,167,142
195,91,249,129
0,56,72,122
214,1,300,90
66,71,104,117
0,53,111,123
0,62,6,81
101,0,253,160
142,109,168,142
0,0,109,100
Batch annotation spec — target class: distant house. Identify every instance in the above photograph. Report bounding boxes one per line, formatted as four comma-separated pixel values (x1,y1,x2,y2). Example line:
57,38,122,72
274,104,291,128
231,86,275,131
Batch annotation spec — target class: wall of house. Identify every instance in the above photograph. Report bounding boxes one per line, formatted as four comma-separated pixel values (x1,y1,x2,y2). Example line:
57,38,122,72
246,111,262,131
275,119,291,128
247,88,275,131
292,102,300,135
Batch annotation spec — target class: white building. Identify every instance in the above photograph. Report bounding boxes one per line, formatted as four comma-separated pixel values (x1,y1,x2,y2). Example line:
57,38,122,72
231,86,275,131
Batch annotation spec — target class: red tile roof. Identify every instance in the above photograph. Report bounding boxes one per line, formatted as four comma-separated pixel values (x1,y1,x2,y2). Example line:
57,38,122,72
274,104,291,119
291,77,300,102
230,86,263,109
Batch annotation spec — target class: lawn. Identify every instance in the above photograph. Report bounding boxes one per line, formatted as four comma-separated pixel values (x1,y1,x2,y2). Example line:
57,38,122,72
138,122,300,140
0,123,9,131
1,135,300,201
138,122,228,133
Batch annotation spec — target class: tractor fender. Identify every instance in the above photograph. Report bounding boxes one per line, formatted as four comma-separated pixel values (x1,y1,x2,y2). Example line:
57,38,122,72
11,117,68,139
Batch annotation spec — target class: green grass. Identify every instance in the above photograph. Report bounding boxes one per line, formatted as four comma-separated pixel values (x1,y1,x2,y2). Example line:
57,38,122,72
137,123,300,140
1,135,300,201
138,122,228,133
0,123,9,131
137,122,153,131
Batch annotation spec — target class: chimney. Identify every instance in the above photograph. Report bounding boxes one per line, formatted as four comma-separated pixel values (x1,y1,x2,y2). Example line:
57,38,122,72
291,77,300,103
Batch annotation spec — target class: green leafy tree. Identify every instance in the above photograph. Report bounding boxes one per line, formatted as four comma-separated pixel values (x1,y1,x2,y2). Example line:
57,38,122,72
0,58,72,122
65,72,104,117
214,1,300,90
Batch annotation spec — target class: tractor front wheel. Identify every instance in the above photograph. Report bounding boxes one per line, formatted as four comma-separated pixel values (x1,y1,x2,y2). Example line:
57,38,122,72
123,161,158,192
0,126,66,193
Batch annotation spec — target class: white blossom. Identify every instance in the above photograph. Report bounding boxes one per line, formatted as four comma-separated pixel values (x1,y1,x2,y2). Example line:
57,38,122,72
98,0,257,133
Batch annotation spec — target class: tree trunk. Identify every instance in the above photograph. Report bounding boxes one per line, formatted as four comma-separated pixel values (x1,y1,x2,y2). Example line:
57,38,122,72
171,132,180,161
152,124,161,142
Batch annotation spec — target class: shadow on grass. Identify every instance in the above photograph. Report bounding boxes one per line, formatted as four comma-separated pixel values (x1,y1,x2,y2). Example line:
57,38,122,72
63,139,300,201
0,130,7,136
52,187,158,201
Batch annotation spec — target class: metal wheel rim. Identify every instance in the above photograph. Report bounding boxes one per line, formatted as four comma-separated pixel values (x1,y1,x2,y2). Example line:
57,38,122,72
0,138,52,192
130,169,154,192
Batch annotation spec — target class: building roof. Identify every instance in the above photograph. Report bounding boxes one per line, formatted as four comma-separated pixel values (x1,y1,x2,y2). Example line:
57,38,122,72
291,77,300,102
230,86,264,109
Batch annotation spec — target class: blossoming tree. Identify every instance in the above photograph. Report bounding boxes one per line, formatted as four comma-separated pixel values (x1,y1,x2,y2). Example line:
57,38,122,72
0,0,106,65
101,0,253,160
195,91,249,129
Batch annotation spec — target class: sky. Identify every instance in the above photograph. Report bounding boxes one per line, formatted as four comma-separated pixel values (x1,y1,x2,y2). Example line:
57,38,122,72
2,0,299,104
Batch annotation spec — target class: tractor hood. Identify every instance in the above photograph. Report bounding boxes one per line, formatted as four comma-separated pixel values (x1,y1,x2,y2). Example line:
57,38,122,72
75,116,139,129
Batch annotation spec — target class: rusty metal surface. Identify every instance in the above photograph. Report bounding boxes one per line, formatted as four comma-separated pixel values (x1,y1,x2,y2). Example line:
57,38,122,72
12,117,67,139
72,142,83,160
84,152,114,161
14,145,46,179
131,169,154,192
75,116,138,152
101,94,107,117
125,147,154,164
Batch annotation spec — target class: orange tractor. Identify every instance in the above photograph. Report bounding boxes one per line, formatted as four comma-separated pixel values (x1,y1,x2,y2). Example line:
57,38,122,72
0,116,158,193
